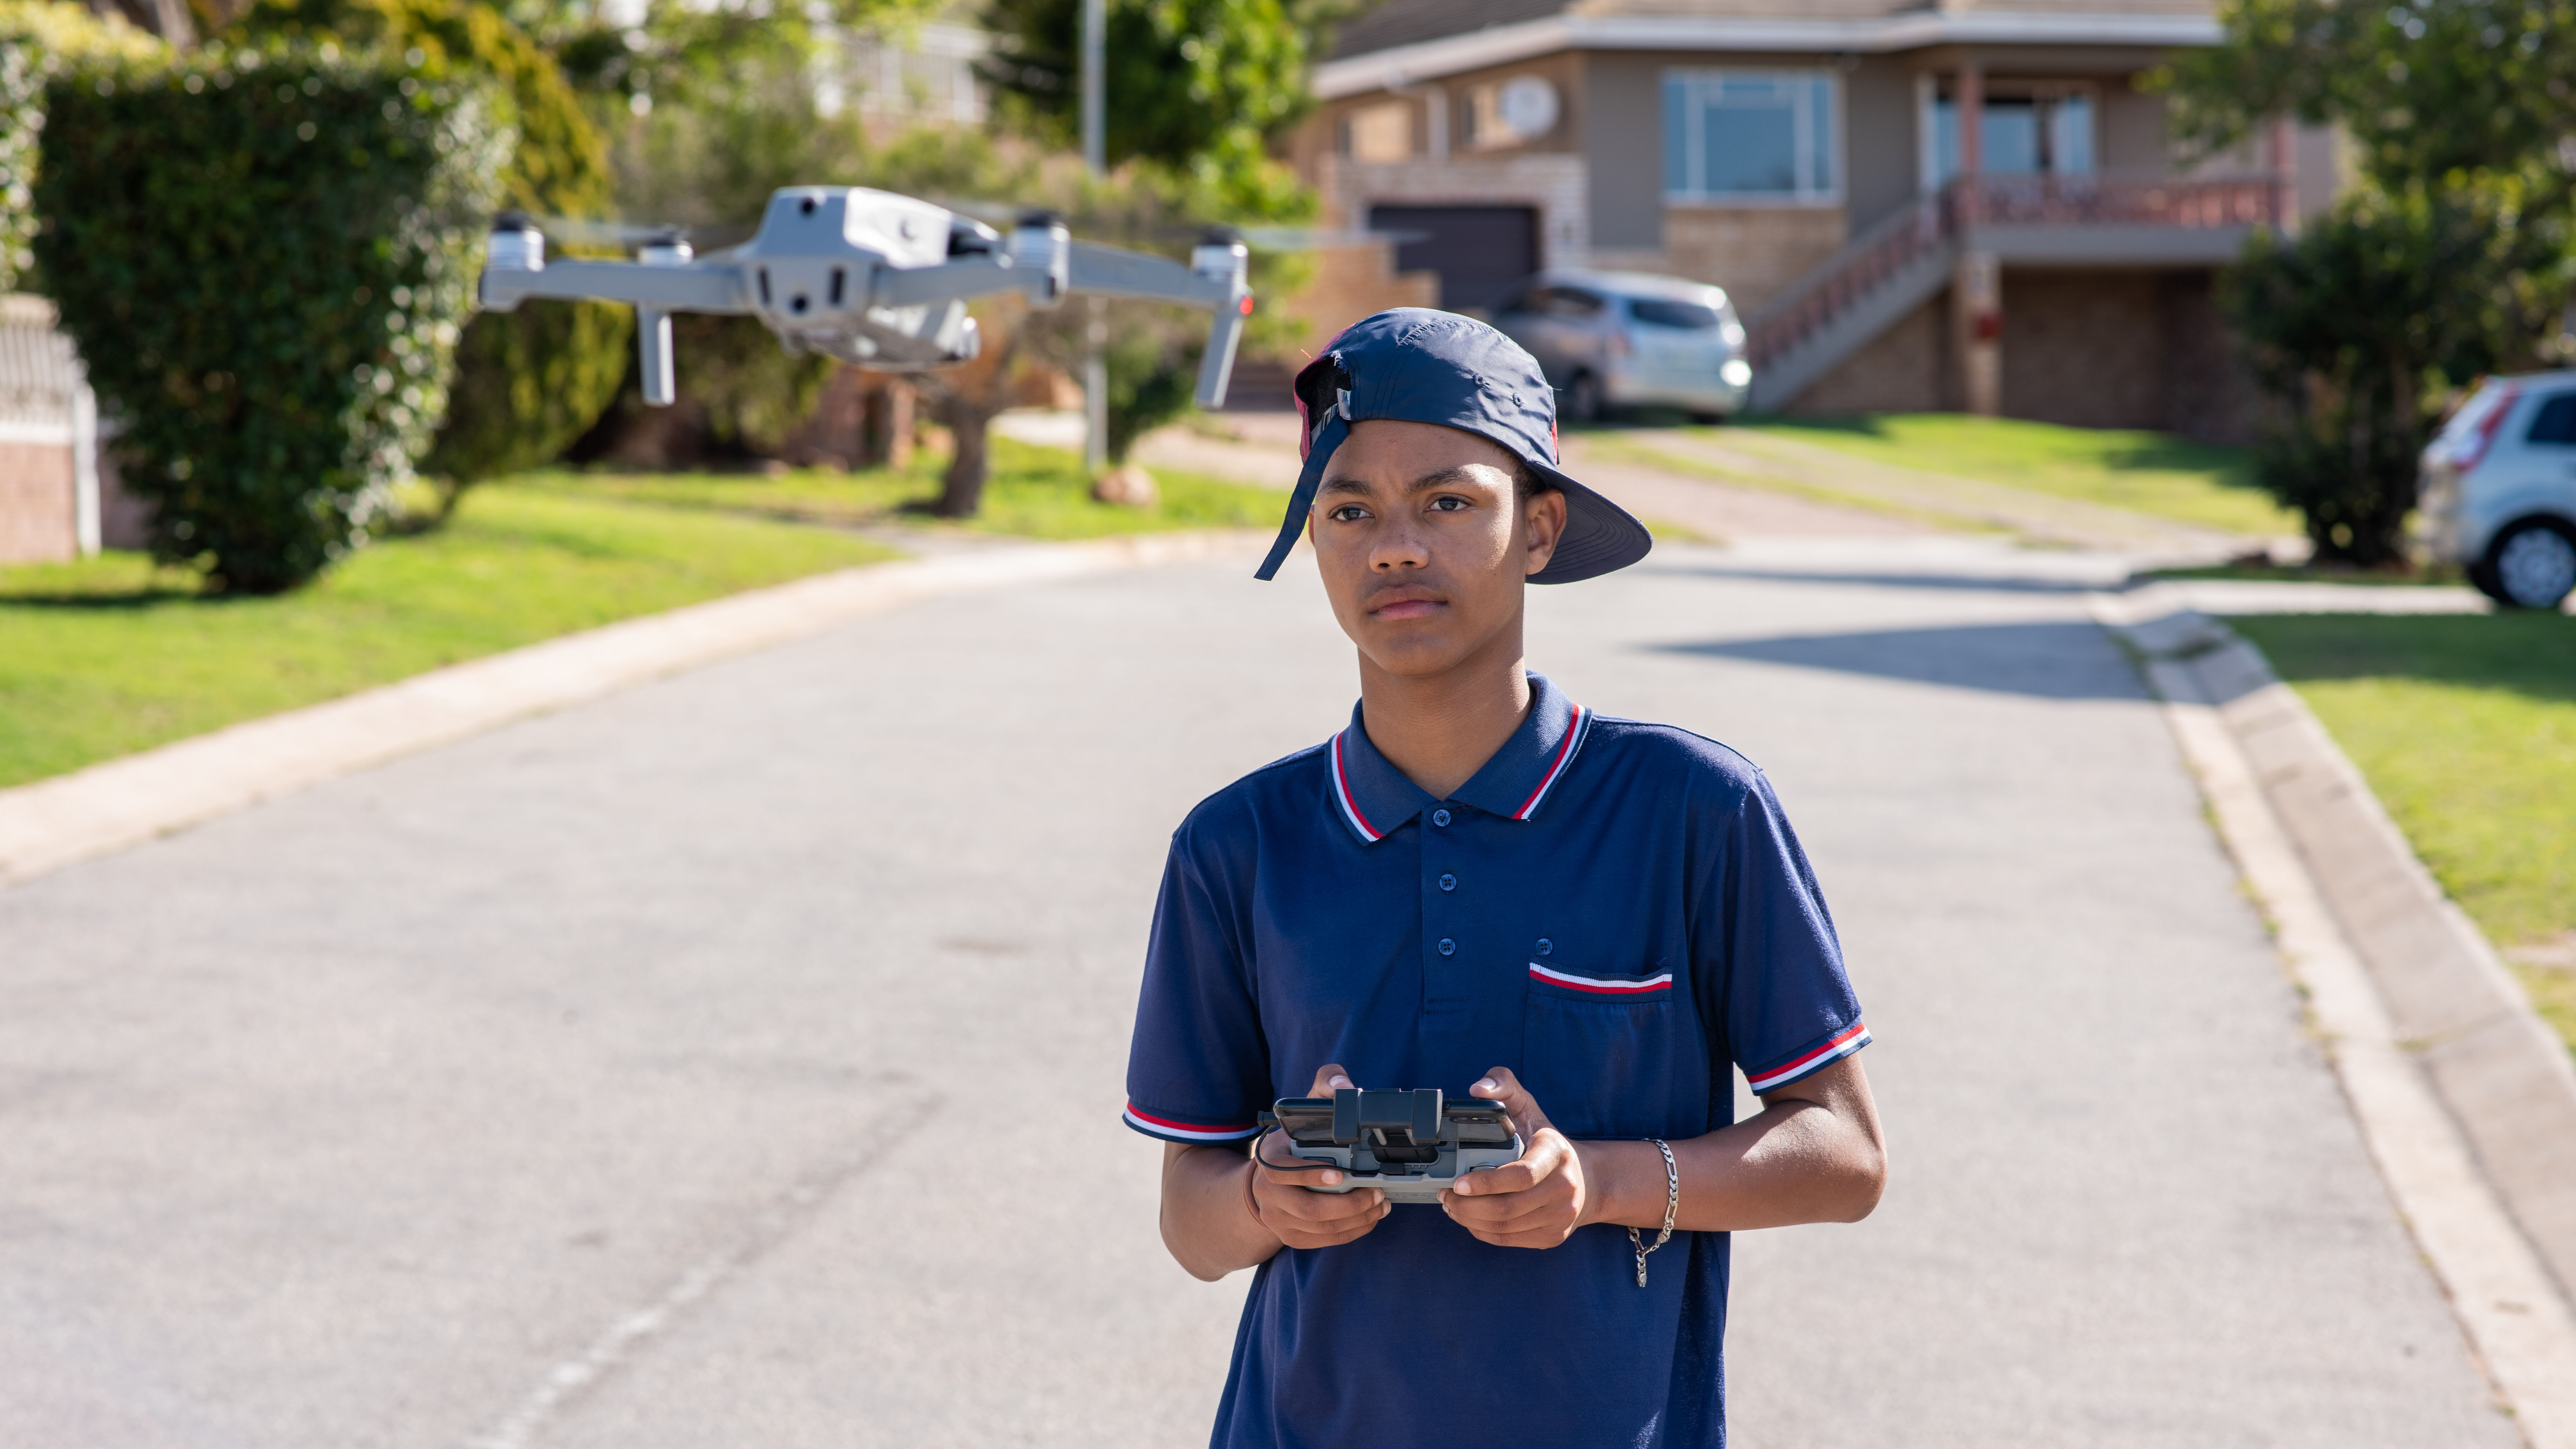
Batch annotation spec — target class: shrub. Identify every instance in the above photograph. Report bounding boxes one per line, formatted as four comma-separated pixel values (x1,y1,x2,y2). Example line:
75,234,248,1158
236,0,632,497
35,43,507,591
2225,183,2571,566
0,0,166,293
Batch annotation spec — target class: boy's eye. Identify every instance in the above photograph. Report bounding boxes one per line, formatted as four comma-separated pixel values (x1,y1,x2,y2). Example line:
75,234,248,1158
1429,496,1471,512
1328,504,1370,522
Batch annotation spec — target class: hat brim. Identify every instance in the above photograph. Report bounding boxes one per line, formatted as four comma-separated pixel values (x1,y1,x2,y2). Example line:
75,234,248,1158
1523,458,1652,584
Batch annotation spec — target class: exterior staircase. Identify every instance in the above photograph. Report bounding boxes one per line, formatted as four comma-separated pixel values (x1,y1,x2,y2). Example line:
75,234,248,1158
1743,175,2287,413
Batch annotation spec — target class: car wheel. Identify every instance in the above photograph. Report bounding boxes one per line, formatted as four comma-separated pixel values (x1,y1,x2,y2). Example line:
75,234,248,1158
1566,371,1605,425
2489,519,2576,610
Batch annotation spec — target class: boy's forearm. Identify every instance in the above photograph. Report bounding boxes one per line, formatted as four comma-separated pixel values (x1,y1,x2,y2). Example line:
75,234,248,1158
1160,1142,1285,1281
1580,1061,1887,1233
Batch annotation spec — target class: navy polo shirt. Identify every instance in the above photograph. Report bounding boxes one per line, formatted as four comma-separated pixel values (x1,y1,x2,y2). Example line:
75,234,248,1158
1124,673,1869,1449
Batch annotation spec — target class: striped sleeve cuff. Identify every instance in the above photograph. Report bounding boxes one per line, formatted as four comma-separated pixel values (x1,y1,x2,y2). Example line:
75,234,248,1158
1744,1021,1872,1095
1122,1102,1263,1144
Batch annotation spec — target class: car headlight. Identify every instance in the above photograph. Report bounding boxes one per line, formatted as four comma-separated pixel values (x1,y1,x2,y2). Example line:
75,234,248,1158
1720,359,1752,387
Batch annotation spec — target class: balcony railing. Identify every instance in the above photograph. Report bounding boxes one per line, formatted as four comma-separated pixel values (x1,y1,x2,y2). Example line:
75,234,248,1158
1745,174,2287,369
1965,173,2285,229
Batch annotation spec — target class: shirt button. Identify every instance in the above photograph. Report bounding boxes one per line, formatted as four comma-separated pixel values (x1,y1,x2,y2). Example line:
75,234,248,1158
1432,808,1452,827
1438,939,1456,956
1537,939,1553,955
1438,874,1457,892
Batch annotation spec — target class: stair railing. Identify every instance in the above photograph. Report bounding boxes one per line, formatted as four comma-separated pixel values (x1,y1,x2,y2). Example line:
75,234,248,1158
1743,190,1955,369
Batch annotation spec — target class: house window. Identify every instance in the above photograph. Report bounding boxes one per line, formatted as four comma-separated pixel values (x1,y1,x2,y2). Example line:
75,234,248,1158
1342,100,1412,162
1662,70,1838,203
1928,85,2095,184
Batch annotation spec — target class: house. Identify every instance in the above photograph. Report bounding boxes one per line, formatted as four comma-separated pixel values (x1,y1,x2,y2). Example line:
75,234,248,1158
1286,0,2342,438
0,294,111,564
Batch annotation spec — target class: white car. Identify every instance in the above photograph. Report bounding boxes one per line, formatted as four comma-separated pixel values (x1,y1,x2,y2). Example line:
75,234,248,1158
1489,271,1752,423
2418,371,2576,609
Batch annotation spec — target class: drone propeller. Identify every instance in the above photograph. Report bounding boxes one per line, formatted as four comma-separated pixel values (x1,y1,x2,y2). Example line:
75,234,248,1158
935,206,1418,253
1237,225,1428,252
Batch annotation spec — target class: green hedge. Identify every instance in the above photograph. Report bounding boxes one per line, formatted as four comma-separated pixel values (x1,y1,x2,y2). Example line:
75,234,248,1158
237,0,632,492
0,0,165,293
36,44,506,591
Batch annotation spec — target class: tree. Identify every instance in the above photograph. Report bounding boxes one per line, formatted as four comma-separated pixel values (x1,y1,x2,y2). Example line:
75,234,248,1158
976,2,1331,495
859,127,1312,512
2162,0,2576,188
2160,0,2576,564
981,0,1337,218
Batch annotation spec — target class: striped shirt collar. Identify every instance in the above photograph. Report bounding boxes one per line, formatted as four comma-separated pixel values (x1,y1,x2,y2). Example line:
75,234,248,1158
1327,672,1592,845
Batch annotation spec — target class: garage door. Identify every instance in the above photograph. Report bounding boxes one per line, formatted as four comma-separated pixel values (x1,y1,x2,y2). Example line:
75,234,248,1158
1367,204,1539,314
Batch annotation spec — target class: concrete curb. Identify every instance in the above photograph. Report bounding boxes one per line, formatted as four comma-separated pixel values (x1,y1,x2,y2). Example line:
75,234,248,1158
2092,587,2576,1446
0,529,1269,889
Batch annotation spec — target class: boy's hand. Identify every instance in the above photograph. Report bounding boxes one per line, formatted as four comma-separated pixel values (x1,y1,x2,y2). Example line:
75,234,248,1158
1246,1064,1389,1250
1440,1066,1593,1248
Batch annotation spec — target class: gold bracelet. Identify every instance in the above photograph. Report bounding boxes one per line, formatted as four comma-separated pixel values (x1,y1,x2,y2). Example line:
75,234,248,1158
1628,1138,1679,1287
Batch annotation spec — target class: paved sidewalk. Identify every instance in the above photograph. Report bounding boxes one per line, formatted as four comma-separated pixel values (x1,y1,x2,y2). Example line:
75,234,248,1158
0,538,2515,1447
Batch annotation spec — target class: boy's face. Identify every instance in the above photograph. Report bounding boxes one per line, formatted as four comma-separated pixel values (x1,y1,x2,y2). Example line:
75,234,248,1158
1310,419,1567,681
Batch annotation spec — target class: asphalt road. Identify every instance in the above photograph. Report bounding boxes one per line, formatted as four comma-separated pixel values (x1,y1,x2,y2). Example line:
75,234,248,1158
0,536,2516,1448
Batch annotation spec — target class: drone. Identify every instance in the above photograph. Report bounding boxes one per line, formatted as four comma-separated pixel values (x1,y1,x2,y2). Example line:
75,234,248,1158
478,186,1255,408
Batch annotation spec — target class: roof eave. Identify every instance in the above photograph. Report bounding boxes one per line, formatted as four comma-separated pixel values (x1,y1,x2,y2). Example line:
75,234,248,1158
1313,11,2225,100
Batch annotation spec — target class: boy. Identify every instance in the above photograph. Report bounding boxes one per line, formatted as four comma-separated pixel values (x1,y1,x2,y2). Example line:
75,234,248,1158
1123,310,1885,1448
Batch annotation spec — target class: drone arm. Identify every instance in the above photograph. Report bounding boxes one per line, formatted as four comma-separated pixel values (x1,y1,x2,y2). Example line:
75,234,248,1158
1065,243,1236,307
868,256,1037,310
479,260,752,315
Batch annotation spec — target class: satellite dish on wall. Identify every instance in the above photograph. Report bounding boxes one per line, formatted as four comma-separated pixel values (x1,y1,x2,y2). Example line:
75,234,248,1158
1496,76,1559,141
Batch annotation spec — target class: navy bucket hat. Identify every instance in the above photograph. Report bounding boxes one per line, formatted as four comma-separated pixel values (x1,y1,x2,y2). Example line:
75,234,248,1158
1255,308,1652,584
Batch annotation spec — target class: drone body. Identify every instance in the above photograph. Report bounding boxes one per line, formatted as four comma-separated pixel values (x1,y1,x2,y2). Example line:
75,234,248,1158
479,186,1253,409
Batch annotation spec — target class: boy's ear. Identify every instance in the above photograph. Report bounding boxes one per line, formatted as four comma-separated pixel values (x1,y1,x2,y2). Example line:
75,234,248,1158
1523,488,1568,578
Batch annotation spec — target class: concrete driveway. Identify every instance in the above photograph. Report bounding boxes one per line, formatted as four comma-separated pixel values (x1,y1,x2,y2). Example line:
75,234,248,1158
0,535,2513,1447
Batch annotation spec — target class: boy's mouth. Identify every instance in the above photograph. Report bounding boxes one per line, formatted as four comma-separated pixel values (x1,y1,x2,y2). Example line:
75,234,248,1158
1364,585,1446,620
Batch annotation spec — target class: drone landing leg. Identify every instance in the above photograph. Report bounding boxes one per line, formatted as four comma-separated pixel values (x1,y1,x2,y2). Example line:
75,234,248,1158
638,307,677,408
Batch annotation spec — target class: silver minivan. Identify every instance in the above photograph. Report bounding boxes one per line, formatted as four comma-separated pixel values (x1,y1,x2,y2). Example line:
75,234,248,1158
1490,270,1751,423
2418,371,2576,609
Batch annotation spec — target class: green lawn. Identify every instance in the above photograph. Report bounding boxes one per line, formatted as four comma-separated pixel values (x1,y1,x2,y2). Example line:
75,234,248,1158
0,437,1279,792
1742,413,2298,537
0,485,895,790
542,435,1287,539
2229,612,2576,1055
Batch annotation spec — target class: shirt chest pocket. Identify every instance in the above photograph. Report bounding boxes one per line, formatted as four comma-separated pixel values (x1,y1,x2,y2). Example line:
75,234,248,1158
1520,962,1684,1140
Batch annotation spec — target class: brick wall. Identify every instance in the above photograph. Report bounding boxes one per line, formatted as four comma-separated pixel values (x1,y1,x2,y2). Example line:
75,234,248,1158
1280,243,1440,356
2156,271,2260,444
0,439,76,563
1781,267,2257,440
1660,205,1849,312
1790,293,1949,414
2000,271,2166,428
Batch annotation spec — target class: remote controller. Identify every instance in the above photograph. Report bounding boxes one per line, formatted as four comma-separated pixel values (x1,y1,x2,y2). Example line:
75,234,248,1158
1256,1088,1524,1204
